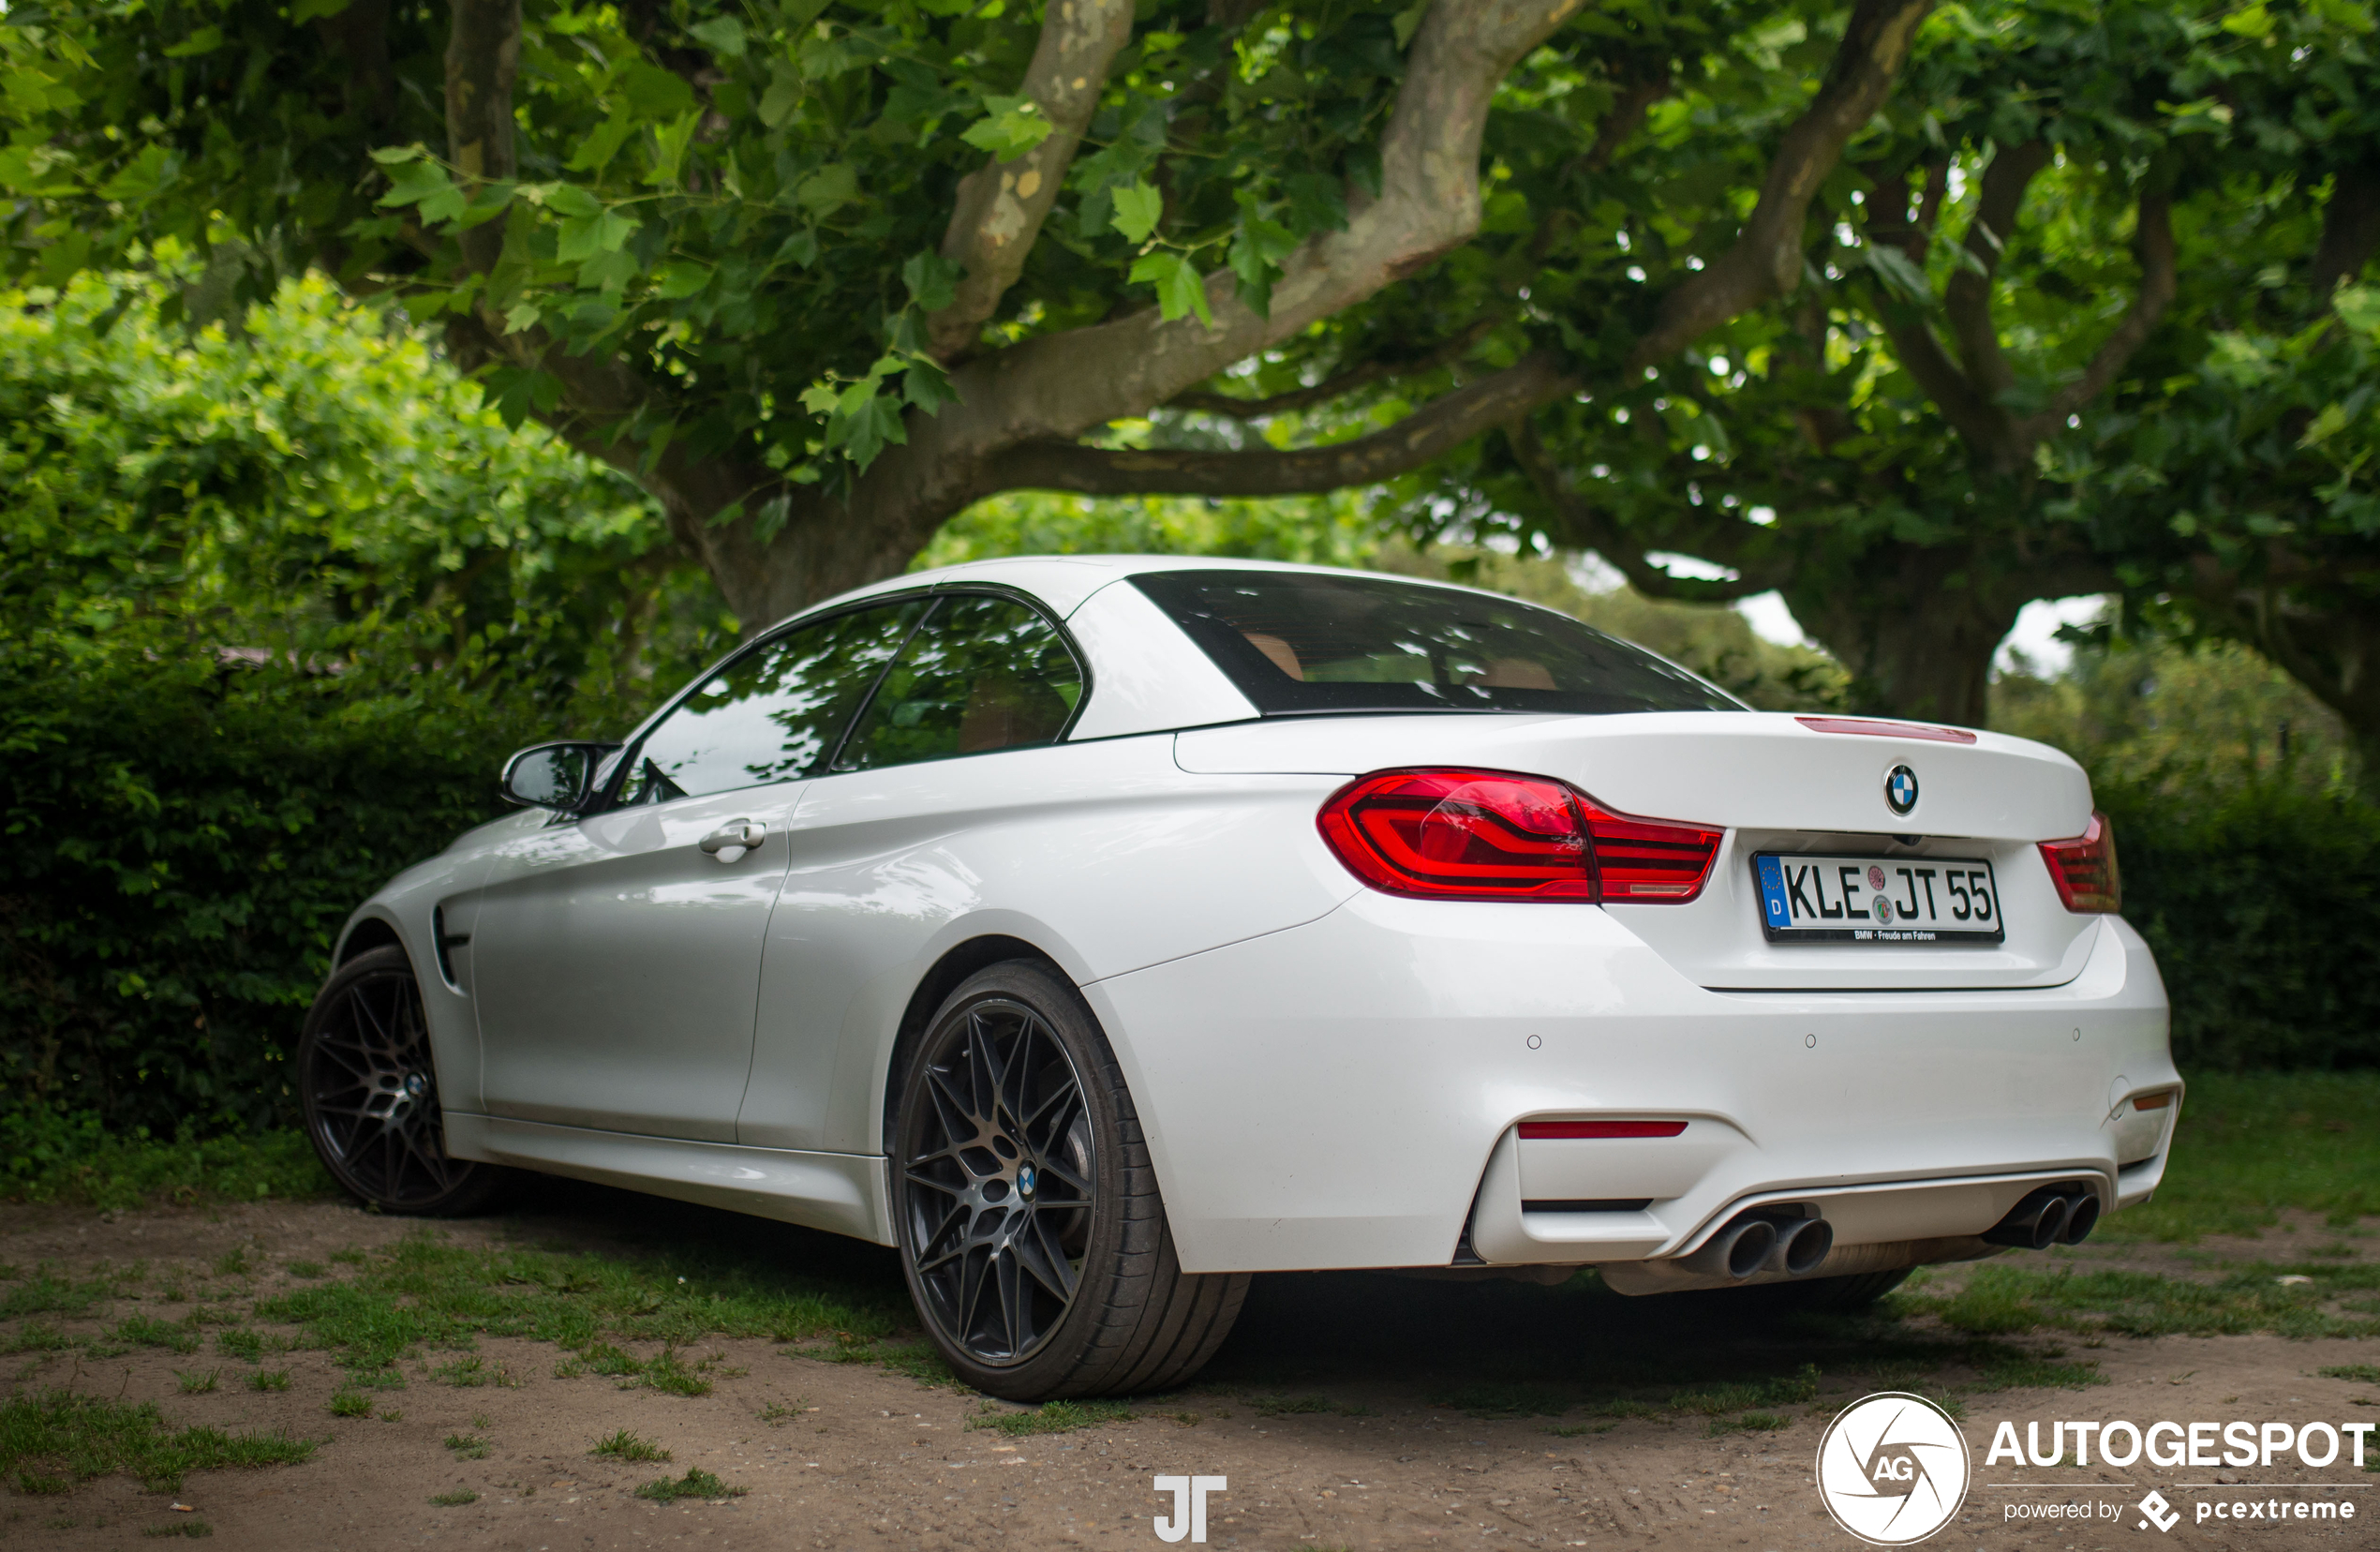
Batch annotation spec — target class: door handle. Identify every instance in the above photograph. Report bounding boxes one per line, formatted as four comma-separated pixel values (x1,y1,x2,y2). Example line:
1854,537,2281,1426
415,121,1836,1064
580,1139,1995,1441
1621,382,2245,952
698,820,766,860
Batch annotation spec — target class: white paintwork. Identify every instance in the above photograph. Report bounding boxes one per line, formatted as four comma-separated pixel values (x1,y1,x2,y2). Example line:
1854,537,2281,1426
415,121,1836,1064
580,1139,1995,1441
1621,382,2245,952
333,555,2177,1287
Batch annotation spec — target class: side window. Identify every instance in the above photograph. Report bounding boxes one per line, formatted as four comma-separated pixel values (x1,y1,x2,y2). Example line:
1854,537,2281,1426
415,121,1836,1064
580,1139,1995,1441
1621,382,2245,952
619,601,925,804
835,594,1084,772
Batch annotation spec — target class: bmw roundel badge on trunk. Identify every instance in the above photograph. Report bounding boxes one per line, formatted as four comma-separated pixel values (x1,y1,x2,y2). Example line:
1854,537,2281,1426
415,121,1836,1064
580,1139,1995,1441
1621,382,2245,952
1884,764,1919,816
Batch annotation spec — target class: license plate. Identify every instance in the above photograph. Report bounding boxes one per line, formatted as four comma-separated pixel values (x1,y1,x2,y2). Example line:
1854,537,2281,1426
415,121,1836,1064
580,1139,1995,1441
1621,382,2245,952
1752,854,2005,945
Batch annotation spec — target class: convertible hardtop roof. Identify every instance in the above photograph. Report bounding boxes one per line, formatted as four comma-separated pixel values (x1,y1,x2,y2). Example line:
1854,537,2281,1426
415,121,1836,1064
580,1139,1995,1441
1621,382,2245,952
778,553,1554,631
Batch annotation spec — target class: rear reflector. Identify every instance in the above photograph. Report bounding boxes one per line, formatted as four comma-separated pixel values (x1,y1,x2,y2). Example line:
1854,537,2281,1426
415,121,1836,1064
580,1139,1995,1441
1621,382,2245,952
2131,1092,2174,1112
2039,810,2121,913
1517,1121,1688,1140
1316,769,1720,904
1795,716,1977,745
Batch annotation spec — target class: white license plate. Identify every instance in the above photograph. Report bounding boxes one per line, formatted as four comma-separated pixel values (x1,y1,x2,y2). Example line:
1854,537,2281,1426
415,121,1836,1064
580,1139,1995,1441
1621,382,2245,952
1752,854,2005,945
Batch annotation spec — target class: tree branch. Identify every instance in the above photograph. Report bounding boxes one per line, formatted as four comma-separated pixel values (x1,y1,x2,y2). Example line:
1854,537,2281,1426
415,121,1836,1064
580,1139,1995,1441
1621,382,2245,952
1165,318,1500,417
982,350,1573,496
443,0,522,276
2021,187,2175,435
1943,140,2048,400
1622,0,1934,373
924,0,1137,361
1504,419,1792,604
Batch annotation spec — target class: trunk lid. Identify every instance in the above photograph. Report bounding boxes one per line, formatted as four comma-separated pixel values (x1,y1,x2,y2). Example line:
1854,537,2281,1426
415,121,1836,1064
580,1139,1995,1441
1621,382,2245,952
1174,710,2105,991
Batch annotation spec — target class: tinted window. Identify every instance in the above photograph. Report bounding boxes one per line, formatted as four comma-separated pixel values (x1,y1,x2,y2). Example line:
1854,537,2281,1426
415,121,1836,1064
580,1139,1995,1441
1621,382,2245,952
1131,570,1740,716
620,601,925,803
836,594,1083,770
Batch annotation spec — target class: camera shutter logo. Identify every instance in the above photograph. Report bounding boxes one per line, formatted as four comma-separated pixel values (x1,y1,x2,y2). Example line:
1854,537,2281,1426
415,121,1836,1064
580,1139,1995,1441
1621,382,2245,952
1815,1392,1971,1545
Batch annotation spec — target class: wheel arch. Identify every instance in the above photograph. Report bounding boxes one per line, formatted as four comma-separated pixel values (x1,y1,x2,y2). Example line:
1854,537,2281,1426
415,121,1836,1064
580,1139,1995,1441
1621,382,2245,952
880,933,1069,1146
335,913,406,968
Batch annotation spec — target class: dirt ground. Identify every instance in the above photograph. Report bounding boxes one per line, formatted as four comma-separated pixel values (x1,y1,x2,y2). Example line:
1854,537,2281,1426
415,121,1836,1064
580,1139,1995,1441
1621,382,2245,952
3,1186,2374,1552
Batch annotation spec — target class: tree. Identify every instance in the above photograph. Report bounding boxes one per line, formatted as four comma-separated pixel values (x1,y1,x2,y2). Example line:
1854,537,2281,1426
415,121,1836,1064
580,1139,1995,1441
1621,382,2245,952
0,0,1931,628
1364,0,2375,732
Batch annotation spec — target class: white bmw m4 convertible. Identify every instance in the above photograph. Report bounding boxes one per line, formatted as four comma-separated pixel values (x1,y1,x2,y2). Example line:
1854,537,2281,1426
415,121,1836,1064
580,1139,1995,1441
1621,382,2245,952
305,556,2177,1399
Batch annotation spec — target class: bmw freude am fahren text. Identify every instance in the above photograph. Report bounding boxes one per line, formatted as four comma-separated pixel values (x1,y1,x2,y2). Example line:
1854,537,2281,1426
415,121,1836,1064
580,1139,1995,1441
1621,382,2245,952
300,558,2174,1399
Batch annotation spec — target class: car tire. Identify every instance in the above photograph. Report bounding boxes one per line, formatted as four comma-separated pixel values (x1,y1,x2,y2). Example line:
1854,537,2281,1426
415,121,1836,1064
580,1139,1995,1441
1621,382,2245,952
297,944,507,1216
891,961,1248,1401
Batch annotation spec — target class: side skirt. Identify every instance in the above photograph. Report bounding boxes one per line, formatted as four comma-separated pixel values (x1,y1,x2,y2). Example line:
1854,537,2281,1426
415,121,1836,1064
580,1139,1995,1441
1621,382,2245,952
443,1112,895,1246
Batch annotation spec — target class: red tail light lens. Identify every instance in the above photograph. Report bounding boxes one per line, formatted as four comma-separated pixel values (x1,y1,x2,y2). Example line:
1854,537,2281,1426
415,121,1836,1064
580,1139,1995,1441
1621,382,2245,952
1316,768,1720,903
2039,810,2121,913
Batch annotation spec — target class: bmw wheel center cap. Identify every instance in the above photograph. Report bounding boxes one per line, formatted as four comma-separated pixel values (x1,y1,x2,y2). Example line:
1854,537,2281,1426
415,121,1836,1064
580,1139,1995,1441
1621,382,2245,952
1018,1165,1037,1200
1884,764,1919,816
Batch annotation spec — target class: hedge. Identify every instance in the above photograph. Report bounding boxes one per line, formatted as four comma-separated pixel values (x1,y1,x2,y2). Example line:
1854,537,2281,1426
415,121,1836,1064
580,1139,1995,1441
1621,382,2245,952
0,647,532,1136
3,654,2372,1144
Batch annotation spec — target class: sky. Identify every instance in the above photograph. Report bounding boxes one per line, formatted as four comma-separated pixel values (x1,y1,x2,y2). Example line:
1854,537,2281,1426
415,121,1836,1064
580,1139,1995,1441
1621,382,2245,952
1735,590,2107,677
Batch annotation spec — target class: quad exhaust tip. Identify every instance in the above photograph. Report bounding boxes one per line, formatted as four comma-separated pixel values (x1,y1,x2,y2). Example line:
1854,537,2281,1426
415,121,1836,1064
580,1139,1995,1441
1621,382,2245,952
1680,1210,1833,1283
1984,1184,2101,1250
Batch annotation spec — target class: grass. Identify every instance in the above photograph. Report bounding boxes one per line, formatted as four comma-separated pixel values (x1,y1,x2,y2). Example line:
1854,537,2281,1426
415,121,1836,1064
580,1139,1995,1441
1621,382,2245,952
141,1521,214,1538
1908,1260,2380,1340
590,1428,670,1462
634,1467,744,1503
2098,1072,2380,1241
0,1390,314,1495
1245,1394,1376,1419
968,1399,1137,1435
445,1432,490,1460
427,1488,478,1507
1,1112,335,1214
2319,1364,2380,1382
247,1370,290,1393
214,1329,262,1363
172,1369,217,1395
327,1393,372,1419
242,1231,903,1391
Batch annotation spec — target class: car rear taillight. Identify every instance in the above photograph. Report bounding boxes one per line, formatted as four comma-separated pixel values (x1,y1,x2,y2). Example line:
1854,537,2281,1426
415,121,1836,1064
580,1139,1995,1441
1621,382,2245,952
1316,769,1720,904
2039,811,2121,913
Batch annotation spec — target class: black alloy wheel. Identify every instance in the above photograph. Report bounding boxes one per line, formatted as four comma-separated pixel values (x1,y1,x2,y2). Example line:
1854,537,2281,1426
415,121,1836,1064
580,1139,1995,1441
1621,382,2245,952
900,993,1094,1365
891,962,1248,1400
297,945,502,1216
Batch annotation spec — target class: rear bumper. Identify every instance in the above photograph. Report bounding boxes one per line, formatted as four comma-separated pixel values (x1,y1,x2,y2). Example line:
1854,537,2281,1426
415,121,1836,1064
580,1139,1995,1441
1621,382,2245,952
1085,894,2174,1276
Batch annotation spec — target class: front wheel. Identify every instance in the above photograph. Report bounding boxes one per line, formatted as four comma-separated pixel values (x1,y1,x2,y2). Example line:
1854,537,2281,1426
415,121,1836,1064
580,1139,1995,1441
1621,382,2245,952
297,944,505,1216
891,962,1247,1400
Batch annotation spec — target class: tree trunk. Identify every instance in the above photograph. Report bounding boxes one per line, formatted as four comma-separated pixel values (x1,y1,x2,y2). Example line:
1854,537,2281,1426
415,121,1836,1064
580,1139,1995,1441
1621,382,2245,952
1781,541,2090,727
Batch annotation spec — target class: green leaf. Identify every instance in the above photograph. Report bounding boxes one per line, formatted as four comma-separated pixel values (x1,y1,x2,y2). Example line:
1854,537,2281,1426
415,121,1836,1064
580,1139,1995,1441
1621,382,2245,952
289,0,354,22
900,250,959,313
1227,214,1298,318
567,111,638,175
2310,0,2376,32
555,209,639,263
645,112,702,188
542,184,604,219
653,261,713,300
794,163,857,216
900,357,957,414
1392,1,1430,49
799,381,840,416
2334,285,2380,336
620,61,698,121
97,144,176,203
162,27,224,58
1109,181,1165,246
2219,4,2273,37
688,17,748,57
2298,401,2354,450
1284,173,1347,237
1865,244,1931,303
501,300,543,335
367,144,426,166
376,160,460,214
1129,251,1212,327
758,63,804,128
960,96,1052,161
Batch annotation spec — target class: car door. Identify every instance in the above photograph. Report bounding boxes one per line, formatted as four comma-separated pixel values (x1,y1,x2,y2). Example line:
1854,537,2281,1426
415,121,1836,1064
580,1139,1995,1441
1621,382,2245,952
468,598,926,1142
737,590,1089,1152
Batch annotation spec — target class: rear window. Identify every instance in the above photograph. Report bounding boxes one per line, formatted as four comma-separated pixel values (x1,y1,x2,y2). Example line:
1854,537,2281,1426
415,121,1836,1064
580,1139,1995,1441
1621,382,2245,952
1130,569,1741,716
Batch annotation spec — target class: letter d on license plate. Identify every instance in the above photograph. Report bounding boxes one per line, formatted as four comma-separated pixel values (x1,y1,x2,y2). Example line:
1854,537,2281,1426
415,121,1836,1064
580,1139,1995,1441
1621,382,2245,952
1753,853,2006,945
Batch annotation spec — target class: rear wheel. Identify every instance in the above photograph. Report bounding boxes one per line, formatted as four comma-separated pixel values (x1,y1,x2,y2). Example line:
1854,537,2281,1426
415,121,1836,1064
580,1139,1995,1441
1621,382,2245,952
297,944,505,1216
891,962,1247,1400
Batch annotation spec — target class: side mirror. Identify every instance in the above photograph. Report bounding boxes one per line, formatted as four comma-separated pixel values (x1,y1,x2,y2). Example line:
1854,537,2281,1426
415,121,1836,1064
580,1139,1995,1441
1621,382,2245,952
499,742,617,812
